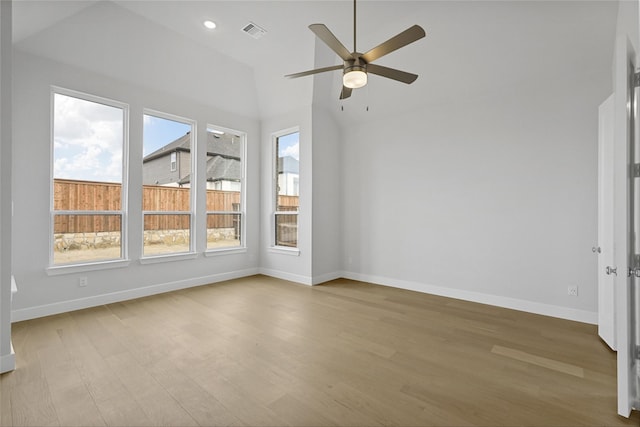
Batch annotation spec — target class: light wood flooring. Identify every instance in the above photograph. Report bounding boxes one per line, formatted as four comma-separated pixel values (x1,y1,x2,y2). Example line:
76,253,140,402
1,275,639,426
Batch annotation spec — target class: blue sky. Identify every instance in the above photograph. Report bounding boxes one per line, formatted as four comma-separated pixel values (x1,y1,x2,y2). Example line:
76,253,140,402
143,114,191,156
278,131,299,160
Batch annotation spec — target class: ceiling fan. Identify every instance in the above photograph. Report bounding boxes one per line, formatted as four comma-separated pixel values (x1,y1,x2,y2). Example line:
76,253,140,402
285,0,426,100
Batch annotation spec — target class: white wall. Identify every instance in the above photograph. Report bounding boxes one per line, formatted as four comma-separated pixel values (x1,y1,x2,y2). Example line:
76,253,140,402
616,0,639,53
311,106,342,283
341,64,612,322
309,35,343,283
258,35,343,285
11,50,261,320
0,0,15,373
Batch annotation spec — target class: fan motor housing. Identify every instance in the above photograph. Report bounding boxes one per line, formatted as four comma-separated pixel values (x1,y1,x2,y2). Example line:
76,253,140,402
344,64,367,75
344,53,367,75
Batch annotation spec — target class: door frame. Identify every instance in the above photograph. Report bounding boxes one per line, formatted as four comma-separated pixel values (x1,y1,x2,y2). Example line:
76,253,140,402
615,34,639,418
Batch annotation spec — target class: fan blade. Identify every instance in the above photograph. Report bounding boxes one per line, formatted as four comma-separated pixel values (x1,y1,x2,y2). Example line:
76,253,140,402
309,24,353,61
367,63,418,84
340,86,352,100
285,64,343,79
361,25,426,63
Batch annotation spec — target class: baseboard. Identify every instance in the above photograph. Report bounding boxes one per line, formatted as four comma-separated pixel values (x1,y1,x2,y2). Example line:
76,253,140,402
11,268,259,322
258,268,313,286
0,343,15,374
341,271,598,324
312,271,343,285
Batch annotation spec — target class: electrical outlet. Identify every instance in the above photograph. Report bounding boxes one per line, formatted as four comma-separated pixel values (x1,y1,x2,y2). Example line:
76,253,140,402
568,285,578,296
79,277,88,287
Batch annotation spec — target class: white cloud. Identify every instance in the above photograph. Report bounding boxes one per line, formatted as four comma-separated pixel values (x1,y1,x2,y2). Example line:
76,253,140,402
281,142,299,161
53,94,123,183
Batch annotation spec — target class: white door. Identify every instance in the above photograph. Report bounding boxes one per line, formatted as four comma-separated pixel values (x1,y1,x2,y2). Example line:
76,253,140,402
614,34,639,418
598,94,616,350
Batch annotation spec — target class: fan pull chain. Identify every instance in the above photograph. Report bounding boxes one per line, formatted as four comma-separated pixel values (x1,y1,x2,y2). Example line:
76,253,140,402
366,80,370,112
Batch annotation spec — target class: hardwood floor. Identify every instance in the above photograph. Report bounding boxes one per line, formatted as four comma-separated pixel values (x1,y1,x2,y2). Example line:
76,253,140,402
1,275,639,426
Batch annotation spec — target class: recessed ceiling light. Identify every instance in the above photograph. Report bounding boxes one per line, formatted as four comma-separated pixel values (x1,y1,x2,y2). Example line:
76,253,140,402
203,20,217,30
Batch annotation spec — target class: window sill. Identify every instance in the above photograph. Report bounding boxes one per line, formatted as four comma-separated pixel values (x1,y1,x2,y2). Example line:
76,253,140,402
46,259,131,276
205,247,247,257
268,246,300,256
139,252,198,264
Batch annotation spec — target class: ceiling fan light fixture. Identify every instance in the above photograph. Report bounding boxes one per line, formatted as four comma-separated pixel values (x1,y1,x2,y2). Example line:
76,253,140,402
343,68,367,89
285,0,425,99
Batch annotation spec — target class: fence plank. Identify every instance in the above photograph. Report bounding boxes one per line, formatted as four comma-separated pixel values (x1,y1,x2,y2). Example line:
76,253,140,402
53,179,300,233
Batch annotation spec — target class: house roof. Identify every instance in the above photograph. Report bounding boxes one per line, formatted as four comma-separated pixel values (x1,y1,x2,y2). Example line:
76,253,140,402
206,132,241,159
143,131,241,163
145,131,242,185
178,155,242,185
143,133,191,162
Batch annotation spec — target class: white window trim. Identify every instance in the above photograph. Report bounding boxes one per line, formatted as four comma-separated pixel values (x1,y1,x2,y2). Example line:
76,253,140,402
205,125,247,254
267,246,300,256
138,252,198,264
142,109,196,259
49,86,130,269
270,127,300,251
170,152,177,172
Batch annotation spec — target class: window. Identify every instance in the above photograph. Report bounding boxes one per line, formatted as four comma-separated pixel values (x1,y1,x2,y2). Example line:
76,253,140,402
206,126,245,250
273,129,299,248
51,88,128,266
142,111,194,257
170,152,177,172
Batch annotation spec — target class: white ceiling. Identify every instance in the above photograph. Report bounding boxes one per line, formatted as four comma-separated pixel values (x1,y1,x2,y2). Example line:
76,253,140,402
12,0,619,123
12,0,99,42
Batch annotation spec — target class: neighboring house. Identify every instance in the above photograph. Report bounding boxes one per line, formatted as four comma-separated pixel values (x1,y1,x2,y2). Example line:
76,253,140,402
142,133,192,187
277,155,299,196
142,131,242,190
202,132,242,191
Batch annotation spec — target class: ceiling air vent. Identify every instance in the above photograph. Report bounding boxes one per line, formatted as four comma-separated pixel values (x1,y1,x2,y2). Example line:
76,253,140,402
242,22,267,39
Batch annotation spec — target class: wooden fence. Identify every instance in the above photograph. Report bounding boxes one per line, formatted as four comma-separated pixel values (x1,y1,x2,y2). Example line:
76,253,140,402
275,194,299,246
277,195,299,211
53,179,299,233
54,179,122,233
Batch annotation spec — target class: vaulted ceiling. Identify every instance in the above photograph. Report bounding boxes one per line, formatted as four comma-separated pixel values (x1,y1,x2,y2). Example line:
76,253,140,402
12,0,619,123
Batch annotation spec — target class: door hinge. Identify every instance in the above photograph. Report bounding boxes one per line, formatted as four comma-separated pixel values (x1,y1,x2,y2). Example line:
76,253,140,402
635,72,640,88
633,163,640,178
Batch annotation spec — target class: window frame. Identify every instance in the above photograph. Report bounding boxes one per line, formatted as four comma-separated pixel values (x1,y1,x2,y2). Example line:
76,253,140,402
48,86,130,272
271,127,300,253
170,152,177,172
141,109,196,259
205,125,247,254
